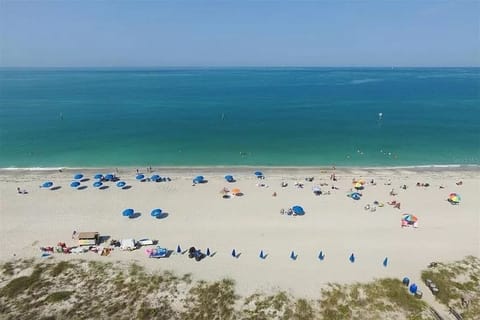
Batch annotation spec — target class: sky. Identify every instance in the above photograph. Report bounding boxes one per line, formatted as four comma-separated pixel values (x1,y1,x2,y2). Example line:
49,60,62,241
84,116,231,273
0,0,479,67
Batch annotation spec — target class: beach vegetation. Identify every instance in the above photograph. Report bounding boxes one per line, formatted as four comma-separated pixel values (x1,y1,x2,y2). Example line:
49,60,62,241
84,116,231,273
46,290,73,303
1,257,478,319
420,255,479,319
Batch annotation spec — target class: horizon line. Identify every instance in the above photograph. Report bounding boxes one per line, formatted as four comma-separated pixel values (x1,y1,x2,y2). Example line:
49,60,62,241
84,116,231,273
1,65,479,70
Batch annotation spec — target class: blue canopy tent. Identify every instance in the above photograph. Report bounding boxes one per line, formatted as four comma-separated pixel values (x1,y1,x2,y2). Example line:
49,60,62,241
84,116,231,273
151,174,160,182
122,208,134,217
105,173,114,181
70,181,81,188
225,175,234,183
151,208,162,218
94,174,103,180
41,181,53,188
292,205,305,215
93,181,103,188
73,173,83,180
193,176,205,184
136,174,145,181
116,181,126,188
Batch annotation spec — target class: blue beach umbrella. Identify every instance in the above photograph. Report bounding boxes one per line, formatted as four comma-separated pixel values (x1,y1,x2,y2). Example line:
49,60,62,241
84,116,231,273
292,205,305,215
93,181,103,188
136,174,145,180
225,175,234,182
70,181,81,188
151,208,162,217
105,173,114,181
94,174,103,180
74,173,83,180
42,181,53,188
254,171,263,177
122,208,134,217
193,176,204,184
116,181,126,188
351,192,362,200
151,174,160,182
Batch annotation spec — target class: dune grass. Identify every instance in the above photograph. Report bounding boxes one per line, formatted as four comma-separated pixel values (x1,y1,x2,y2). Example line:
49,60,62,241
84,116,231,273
1,257,478,319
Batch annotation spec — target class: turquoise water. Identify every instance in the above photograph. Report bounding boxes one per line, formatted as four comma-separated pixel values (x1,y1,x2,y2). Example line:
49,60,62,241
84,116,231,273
0,68,479,168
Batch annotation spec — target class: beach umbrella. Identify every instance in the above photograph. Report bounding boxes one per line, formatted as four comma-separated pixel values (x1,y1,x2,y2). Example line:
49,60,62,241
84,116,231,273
122,208,134,217
351,192,361,200
354,182,363,190
225,175,234,182
94,173,103,180
136,174,145,181
409,284,418,294
254,171,263,177
70,181,80,188
41,181,53,188
151,208,162,217
73,173,83,180
151,174,160,182
312,186,321,195
292,205,305,215
116,181,126,188
231,188,241,195
93,181,103,188
193,176,204,184
402,214,418,223
105,173,114,181
448,193,461,203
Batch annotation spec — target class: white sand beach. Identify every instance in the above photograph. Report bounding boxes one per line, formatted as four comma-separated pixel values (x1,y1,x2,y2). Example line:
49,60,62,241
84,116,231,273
0,167,478,298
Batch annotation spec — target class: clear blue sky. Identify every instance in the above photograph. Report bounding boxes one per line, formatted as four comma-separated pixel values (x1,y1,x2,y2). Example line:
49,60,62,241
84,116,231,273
0,0,478,67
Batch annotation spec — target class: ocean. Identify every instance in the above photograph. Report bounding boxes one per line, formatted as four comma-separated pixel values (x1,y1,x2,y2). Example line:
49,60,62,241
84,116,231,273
0,68,479,168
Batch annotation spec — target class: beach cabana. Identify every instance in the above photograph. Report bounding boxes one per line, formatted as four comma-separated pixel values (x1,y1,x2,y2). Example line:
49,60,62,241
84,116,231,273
122,208,134,217
94,174,104,180
151,174,160,182
448,193,461,204
225,175,235,183
136,174,145,181
73,173,83,180
41,181,53,189
116,181,126,188
292,205,305,215
70,181,80,188
93,181,103,188
151,208,162,218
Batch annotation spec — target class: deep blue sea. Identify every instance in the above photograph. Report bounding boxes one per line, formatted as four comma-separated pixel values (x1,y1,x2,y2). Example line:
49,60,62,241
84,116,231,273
0,68,479,168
